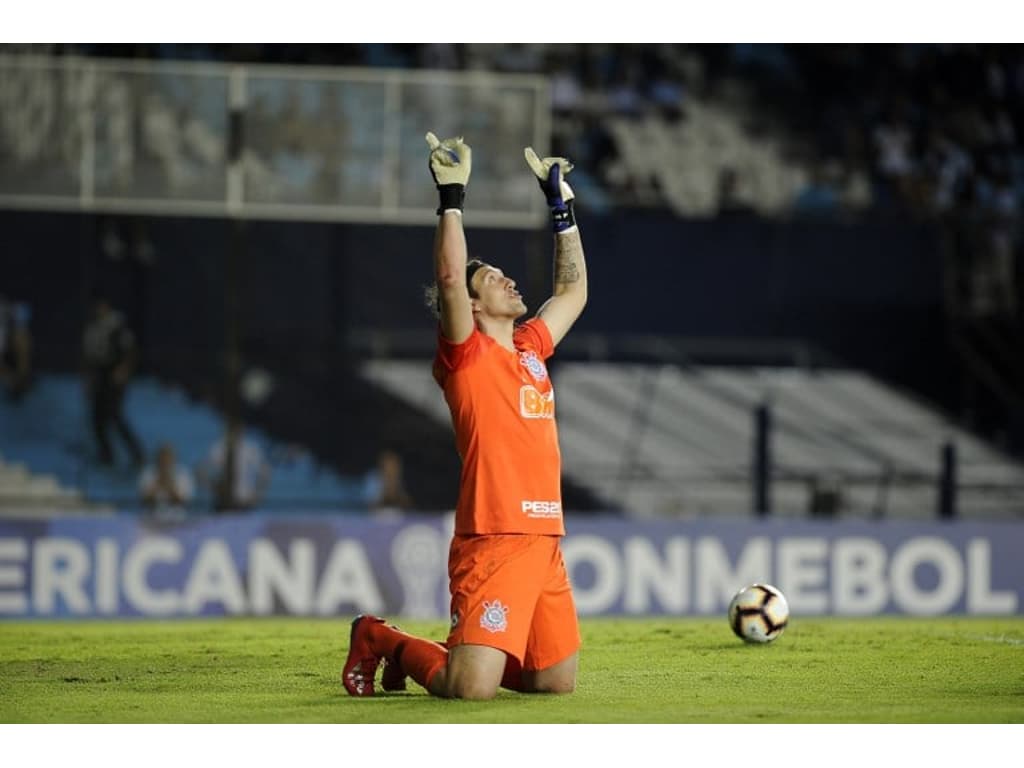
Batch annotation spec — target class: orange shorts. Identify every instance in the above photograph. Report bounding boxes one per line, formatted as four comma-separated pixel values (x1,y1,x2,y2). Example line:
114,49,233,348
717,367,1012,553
446,533,580,671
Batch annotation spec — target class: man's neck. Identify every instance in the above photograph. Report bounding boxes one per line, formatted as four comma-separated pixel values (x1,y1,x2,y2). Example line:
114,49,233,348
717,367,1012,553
476,317,516,351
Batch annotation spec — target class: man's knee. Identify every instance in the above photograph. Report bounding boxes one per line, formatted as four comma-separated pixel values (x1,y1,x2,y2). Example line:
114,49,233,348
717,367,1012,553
446,676,501,700
534,676,575,695
523,653,578,694
524,671,576,694
444,643,506,700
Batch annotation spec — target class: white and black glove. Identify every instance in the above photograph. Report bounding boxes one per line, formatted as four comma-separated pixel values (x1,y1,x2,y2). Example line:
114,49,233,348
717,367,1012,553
524,147,576,233
426,132,472,215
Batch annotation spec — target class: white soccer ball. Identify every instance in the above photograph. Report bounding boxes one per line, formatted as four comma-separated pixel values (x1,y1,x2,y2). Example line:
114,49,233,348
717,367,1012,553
728,583,789,643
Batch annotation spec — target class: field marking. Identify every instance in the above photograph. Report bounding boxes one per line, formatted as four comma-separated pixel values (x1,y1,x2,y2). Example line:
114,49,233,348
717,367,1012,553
966,633,1024,646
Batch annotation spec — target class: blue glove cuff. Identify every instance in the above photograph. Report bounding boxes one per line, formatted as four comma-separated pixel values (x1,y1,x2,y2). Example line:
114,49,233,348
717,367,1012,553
551,200,576,233
539,165,575,231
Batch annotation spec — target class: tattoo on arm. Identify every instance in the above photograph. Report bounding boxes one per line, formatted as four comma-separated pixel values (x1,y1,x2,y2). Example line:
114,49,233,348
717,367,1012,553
554,233,583,286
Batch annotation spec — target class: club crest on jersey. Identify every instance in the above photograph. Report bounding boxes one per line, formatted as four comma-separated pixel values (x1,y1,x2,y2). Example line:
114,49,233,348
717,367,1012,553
519,351,548,382
480,600,509,633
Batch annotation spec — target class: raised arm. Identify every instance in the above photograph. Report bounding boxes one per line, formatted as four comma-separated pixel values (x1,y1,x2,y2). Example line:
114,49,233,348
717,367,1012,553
426,132,474,344
525,149,588,346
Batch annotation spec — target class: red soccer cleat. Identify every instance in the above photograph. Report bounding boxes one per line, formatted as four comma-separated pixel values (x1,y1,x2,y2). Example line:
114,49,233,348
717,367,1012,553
341,615,385,696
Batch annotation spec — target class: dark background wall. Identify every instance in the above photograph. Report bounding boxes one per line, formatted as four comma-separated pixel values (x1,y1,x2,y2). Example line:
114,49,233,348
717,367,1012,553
3,209,948,375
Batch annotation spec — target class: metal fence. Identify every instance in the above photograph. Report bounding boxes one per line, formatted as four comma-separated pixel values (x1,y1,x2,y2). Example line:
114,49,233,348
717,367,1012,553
0,53,550,227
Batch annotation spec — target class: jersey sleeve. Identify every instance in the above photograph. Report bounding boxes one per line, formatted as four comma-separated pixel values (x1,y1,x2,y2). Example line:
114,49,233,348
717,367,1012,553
514,317,555,360
433,325,486,380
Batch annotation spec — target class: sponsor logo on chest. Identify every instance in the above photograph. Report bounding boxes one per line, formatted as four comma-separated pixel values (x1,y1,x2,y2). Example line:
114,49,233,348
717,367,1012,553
519,386,554,419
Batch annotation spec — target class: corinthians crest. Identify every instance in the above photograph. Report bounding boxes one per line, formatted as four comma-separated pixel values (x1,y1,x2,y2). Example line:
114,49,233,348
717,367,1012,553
480,599,509,633
519,351,548,382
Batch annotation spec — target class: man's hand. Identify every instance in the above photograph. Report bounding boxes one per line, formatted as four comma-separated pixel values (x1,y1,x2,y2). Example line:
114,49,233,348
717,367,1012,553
524,147,575,205
426,132,471,185
524,147,576,232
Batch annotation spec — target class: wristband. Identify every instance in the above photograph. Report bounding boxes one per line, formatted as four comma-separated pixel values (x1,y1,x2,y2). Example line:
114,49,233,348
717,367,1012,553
436,184,465,215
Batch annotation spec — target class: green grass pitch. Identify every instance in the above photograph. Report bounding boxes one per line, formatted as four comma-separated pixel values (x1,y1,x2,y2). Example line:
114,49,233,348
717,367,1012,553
1,616,1021,723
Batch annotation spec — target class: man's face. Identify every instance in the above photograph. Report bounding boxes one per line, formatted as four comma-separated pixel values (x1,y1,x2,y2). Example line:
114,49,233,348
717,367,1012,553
470,265,527,320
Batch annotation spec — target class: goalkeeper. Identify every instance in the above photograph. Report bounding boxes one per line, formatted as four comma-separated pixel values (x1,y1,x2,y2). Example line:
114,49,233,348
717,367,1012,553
342,131,589,699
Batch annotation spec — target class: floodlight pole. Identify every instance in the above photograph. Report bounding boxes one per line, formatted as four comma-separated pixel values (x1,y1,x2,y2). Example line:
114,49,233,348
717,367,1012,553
217,67,248,512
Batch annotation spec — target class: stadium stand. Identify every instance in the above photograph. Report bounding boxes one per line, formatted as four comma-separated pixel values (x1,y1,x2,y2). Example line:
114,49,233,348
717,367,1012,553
604,101,812,217
0,374,361,511
362,359,1024,520
0,453,91,515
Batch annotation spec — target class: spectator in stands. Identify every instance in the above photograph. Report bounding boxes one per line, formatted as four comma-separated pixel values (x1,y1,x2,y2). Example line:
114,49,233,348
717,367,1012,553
198,420,271,511
363,448,415,515
81,297,144,467
550,63,584,117
606,64,646,118
0,295,32,402
138,442,195,516
871,103,917,210
923,128,974,215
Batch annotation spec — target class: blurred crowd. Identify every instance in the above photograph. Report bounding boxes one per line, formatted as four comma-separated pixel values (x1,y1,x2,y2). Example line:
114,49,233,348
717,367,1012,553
717,45,1023,318
5,42,1020,334
38,43,1016,317
25,43,1017,220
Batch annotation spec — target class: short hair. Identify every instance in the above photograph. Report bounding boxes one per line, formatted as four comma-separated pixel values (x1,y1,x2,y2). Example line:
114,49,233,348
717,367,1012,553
423,259,489,319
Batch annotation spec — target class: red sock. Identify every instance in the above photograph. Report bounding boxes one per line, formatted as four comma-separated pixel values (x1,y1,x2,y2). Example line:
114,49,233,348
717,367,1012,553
500,655,524,691
373,628,522,692
369,623,447,689
394,637,447,690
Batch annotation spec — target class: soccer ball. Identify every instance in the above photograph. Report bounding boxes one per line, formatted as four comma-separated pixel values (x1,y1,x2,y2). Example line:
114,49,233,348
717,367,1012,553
728,583,789,643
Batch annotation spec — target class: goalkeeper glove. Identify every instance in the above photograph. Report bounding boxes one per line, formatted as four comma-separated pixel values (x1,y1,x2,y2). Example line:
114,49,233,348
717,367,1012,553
524,147,576,233
426,132,471,215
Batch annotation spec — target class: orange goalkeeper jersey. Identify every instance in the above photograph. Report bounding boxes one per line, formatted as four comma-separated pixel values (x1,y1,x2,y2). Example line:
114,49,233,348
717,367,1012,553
433,317,564,536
